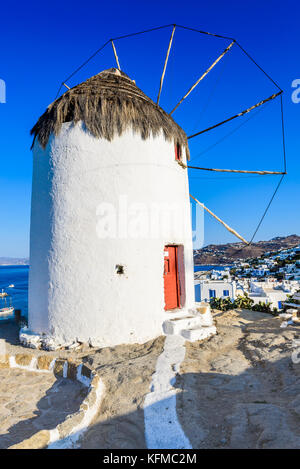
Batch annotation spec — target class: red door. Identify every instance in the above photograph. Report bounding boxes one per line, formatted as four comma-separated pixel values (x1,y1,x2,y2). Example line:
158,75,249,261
164,246,180,310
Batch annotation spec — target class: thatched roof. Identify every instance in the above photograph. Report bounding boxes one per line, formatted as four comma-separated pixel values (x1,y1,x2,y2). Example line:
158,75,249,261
31,68,190,159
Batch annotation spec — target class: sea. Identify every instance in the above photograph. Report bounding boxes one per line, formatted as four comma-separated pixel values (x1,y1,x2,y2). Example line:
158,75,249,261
194,265,232,272
0,264,232,322
0,265,29,322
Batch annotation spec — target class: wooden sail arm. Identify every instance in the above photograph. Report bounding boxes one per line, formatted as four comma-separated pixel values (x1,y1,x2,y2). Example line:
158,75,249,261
157,25,176,105
111,40,121,70
188,166,286,175
169,40,235,115
190,194,249,245
188,91,282,139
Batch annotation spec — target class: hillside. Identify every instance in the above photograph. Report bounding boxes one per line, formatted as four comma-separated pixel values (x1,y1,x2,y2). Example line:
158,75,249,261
194,235,300,265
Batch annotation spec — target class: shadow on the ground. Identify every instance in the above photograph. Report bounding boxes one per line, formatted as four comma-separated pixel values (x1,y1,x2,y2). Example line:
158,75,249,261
1,353,298,450
0,376,87,449
0,322,20,346
47,353,299,450
174,356,300,449
1,311,299,449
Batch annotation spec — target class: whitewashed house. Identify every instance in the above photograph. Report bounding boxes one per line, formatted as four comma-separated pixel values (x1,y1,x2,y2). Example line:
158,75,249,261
249,281,288,309
195,280,236,302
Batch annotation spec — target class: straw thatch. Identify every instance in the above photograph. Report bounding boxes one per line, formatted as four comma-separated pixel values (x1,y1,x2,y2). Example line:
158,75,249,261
31,68,190,158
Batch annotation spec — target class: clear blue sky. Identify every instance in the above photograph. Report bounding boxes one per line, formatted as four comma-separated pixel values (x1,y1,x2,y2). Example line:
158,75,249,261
0,0,299,257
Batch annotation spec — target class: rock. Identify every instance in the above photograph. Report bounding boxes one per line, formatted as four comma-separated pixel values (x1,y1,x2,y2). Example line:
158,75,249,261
81,364,93,379
57,412,84,439
15,353,32,366
279,313,293,319
280,321,288,328
53,359,66,377
0,339,8,368
37,355,55,371
19,327,41,349
41,336,60,351
67,361,79,380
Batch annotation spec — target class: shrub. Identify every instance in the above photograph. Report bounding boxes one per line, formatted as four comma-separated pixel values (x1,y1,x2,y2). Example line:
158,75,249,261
233,293,254,310
210,297,234,311
252,301,279,316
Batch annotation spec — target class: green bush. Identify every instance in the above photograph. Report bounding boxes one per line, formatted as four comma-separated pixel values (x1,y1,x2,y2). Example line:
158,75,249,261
210,293,280,316
210,297,234,311
233,293,254,309
252,301,279,316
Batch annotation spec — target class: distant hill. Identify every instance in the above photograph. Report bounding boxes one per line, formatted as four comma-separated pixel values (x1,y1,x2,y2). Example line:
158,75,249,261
194,235,300,265
0,257,29,266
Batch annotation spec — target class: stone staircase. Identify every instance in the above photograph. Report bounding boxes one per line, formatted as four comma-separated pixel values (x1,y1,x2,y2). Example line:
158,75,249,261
162,302,216,342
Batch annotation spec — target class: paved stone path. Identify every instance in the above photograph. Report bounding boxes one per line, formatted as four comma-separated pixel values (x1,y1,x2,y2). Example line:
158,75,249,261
177,310,300,449
0,368,87,449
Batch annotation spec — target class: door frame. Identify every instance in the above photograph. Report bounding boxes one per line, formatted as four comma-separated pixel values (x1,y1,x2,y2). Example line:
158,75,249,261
164,244,185,311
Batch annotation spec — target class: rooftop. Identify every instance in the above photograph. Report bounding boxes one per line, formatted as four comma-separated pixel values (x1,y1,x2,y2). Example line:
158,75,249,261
31,68,189,157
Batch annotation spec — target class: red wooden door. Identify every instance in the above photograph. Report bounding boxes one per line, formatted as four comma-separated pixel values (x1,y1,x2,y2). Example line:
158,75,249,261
164,246,180,310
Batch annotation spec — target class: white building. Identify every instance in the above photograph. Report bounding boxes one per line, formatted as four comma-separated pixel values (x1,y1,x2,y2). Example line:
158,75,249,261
28,68,198,348
251,267,270,277
195,280,236,302
249,281,288,309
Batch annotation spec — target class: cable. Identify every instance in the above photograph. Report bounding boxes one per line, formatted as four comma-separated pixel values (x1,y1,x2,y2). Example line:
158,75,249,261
189,101,272,162
249,174,285,243
280,94,287,173
235,42,282,92
176,24,235,41
112,24,174,41
221,173,286,257
52,24,282,105
190,54,229,132
188,91,282,139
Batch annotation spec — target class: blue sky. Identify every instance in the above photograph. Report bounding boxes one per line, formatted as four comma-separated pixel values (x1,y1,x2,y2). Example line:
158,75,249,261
0,0,299,257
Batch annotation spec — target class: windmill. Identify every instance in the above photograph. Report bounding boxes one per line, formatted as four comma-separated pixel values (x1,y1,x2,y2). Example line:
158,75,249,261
27,24,286,349
54,23,287,248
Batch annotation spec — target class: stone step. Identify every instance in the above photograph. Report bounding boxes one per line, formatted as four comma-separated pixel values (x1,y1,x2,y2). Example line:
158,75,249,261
163,315,202,335
180,325,217,342
194,308,214,327
163,310,192,320
187,304,213,327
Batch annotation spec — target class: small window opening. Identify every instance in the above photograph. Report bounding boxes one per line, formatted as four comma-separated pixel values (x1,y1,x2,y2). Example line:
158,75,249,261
115,264,125,275
175,143,182,161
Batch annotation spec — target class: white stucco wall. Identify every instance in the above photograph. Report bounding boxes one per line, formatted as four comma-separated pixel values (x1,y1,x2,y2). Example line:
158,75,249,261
198,280,236,302
28,122,195,347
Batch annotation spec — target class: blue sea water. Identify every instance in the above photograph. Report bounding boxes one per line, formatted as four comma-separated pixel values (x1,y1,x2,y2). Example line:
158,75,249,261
194,265,232,272
0,264,231,322
0,265,29,321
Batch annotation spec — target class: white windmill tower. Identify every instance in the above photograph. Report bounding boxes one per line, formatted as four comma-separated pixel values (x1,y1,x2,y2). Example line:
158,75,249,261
25,25,285,349
27,67,211,349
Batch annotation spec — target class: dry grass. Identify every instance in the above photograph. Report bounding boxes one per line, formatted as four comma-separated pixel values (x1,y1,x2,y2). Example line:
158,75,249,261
31,68,190,157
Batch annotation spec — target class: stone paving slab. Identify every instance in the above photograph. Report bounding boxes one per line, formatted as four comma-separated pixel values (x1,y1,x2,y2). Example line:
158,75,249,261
0,368,87,449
